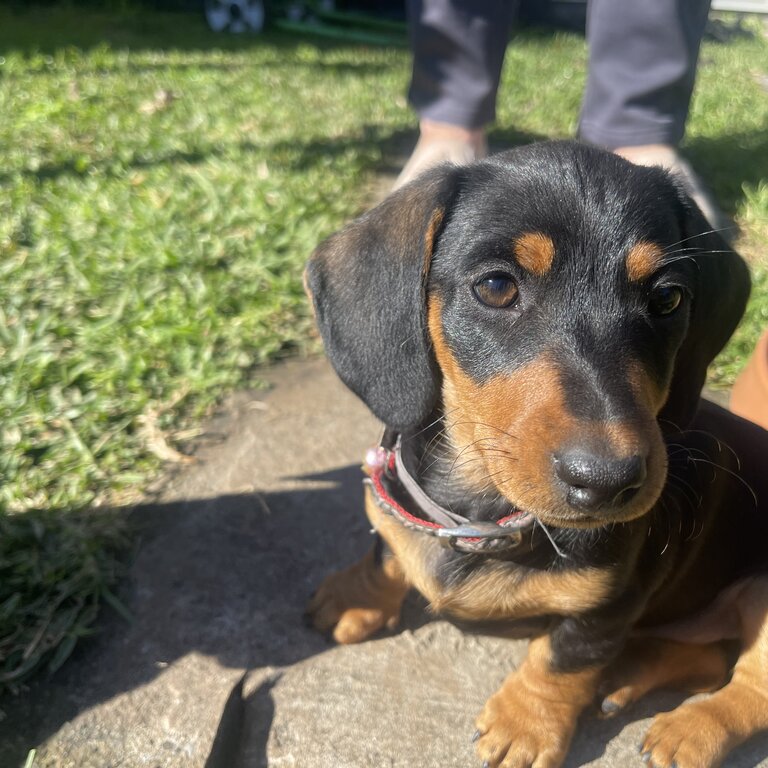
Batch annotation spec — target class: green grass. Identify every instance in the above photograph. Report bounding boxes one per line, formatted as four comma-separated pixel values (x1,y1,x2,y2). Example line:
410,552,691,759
0,6,766,691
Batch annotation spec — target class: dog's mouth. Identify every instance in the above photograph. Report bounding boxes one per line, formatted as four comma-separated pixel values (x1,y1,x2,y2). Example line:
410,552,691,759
521,503,654,531
497,483,662,531
497,507,536,530
498,505,601,535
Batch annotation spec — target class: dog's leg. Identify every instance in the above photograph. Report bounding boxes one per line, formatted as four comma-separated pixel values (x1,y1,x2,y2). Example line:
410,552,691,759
599,638,730,716
474,635,603,768
306,539,410,644
641,576,768,768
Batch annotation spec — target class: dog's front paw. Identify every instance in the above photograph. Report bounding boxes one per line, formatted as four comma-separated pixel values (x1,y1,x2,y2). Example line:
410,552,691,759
473,684,575,768
641,698,728,768
473,636,601,767
640,681,768,768
305,549,408,644
306,570,399,644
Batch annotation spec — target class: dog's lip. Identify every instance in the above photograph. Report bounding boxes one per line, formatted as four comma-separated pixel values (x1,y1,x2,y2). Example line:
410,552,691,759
499,509,535,529
503,501,649,530
534,505,652,529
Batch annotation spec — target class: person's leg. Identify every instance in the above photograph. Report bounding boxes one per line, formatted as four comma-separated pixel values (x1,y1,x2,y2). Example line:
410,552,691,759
408,0,512,130
395,0,513,189
580,0,710,149
580,0,728,232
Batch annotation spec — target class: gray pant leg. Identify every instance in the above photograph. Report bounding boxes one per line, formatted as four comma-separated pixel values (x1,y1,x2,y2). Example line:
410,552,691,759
406,0,514,129
579,0,712,148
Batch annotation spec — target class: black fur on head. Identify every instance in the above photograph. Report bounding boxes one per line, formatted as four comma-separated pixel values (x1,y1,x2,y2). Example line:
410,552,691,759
305,165,461,429
658,186,750,431
305,141,749,433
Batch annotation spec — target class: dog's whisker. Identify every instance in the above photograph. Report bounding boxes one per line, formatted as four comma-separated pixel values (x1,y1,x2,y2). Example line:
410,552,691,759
665,469,704,511
404,408,461,444
677,428,741,470
661,225,735,251
534,518,570,559
446,419,521,442
686,457,758,507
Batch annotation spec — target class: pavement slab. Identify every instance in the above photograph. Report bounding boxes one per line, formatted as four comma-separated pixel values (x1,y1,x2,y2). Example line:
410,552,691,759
1,357,766,768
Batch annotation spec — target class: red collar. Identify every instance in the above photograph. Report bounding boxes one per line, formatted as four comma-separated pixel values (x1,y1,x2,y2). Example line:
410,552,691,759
363,431,534,554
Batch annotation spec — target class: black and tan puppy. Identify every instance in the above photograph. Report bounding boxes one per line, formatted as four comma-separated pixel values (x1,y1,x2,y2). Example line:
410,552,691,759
304,141,768,768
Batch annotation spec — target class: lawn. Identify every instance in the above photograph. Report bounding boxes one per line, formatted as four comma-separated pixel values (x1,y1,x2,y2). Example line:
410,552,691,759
0,5,766,691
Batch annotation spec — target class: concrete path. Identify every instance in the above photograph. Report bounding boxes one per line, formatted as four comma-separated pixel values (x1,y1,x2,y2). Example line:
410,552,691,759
1,357,766,768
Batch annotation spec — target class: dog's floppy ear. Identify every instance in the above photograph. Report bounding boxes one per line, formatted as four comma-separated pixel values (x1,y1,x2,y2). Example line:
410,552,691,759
659,192,750,431
305,167,461,430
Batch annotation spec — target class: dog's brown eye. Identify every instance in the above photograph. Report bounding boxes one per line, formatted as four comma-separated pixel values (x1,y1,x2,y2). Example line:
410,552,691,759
649,286,683,316
473,273,519,308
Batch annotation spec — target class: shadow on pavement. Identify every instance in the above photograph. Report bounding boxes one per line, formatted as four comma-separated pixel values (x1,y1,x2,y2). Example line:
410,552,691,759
0,463,430,767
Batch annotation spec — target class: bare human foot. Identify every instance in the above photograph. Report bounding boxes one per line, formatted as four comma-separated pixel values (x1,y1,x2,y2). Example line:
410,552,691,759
393,119,487,190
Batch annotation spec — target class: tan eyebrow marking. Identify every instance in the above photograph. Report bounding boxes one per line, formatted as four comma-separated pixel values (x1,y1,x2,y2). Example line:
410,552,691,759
626,242,664,282
513,232,555,276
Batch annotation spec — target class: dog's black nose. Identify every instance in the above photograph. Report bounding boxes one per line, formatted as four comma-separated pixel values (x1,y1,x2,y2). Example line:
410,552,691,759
554,451,646,512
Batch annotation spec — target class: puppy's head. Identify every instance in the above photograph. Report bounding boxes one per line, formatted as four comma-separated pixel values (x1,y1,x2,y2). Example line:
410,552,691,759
306,141,749,528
